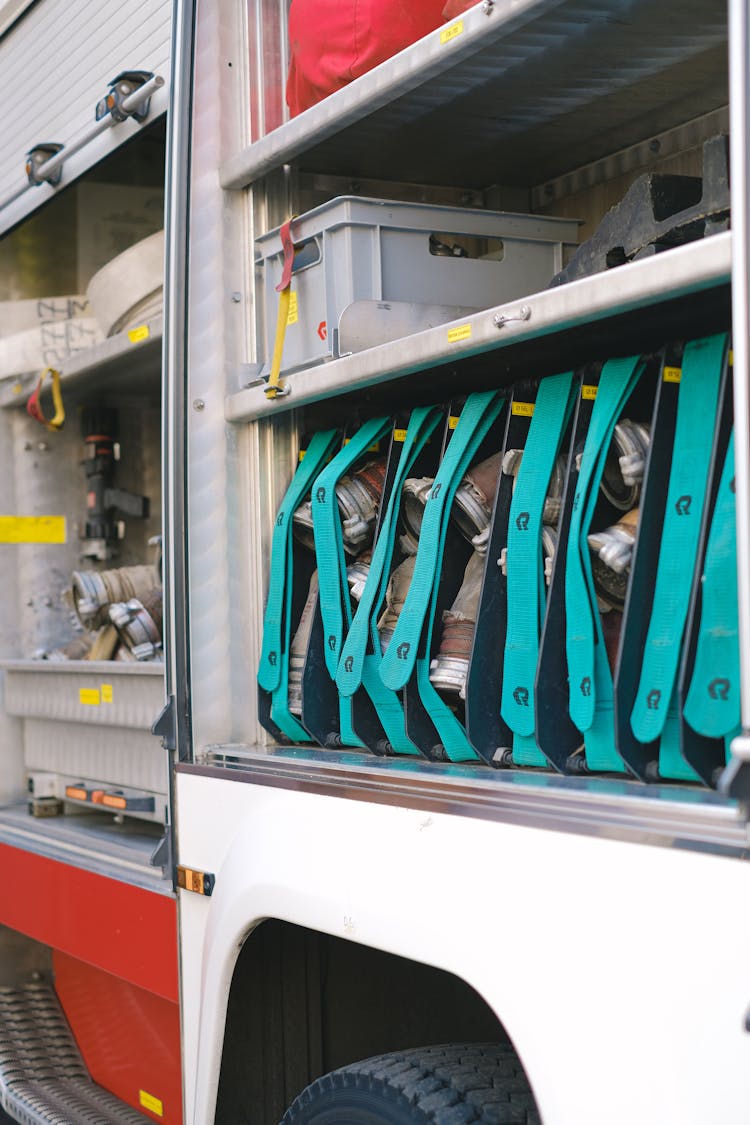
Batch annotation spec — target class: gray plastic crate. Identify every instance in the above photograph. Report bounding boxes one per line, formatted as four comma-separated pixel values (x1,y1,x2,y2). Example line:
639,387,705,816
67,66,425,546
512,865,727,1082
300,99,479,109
255,196,578,376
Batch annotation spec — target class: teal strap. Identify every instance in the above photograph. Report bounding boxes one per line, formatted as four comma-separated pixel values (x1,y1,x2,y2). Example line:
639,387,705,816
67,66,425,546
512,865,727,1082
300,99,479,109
361,656,421,756
501,372,574,743
630,334,726,742
417,657,480,762
312,416,391,679
258,429,339,693
658,693,701,782
380,391,504,691
566,356,644,732
337,407,442,696
683,430,740,739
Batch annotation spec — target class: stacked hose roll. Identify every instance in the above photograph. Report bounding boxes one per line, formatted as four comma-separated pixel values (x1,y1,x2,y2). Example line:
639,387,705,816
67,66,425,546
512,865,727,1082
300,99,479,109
108,586,163,661
70,564,162,661
72,565,159,629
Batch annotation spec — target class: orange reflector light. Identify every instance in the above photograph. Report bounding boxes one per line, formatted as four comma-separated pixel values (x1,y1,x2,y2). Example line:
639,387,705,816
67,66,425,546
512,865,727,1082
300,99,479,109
91,790,105,804
176,866,215,896
65,786,88,801
102,793,127,809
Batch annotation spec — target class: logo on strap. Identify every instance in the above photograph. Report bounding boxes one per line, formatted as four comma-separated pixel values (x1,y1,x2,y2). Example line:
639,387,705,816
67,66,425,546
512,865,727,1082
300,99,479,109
572,493,581,512
708,678,730,701
431,483,442,500
316,486,326,503
515,512,530,531
730,477,736,494
344,656,354,673
327,634,337,652
513,686,529,706
276,512,284,526
268,652,277,666
396,642,411,660
675,495,692,516
580,676,591,697
646,688,661,710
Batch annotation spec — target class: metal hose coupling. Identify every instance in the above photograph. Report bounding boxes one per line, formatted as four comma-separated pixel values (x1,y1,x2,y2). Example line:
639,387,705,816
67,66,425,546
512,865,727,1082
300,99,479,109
108,586,163,661
293,457,387,555
451,452,503,541
587,507,639,610
502,449,566,525
378,555,416,653
400,477,433,542
601,420,650,510
71,564,160,629
429,550,485,698
347,551,371,603
288,570,319,717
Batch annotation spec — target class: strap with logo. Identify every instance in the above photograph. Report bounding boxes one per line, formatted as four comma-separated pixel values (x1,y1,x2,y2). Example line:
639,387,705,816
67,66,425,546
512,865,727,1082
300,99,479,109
629,333,726,746
258,428,340,740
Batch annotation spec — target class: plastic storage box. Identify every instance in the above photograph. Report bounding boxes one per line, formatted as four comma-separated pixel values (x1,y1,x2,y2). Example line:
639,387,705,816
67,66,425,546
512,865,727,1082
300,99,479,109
255,196,578,376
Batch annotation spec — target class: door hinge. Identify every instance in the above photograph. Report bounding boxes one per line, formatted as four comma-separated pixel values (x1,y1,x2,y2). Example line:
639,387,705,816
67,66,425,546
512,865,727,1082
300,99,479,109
152,694,177,751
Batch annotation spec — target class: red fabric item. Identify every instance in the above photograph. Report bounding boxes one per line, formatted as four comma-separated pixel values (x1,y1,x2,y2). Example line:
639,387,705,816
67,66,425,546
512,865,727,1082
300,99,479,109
442,0,476,18
286,0,447,116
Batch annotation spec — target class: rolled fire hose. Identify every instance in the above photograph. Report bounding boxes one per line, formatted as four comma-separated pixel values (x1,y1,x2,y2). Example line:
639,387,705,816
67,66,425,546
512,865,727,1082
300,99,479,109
377,555,416,653
428,550,484,698
72,565,159,629
587,508,640,610
294,456,388,555
86,230,165,337
288,570,320,717
600,419,650,510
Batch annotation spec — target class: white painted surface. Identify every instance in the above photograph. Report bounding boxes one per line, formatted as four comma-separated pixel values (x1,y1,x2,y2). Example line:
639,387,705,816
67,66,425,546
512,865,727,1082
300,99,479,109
176,770,750,1125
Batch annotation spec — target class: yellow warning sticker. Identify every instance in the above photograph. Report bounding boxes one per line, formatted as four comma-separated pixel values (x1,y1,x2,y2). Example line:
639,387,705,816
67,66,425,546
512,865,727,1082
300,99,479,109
101,684,113,704
393,428,407,442
0,516,66,544
298,448,306,461
581,384,598,400
447,323,472,343
128,324,150,344
729,349,734,366
663,365,682,383
79,689,100,706
448,415,460,430
287,291,299,325
440,19,464,44
139,1090,164,1117
511,401,535,417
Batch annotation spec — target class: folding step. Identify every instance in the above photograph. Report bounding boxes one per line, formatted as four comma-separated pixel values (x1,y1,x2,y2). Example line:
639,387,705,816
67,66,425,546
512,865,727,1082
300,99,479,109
0,982,147,1124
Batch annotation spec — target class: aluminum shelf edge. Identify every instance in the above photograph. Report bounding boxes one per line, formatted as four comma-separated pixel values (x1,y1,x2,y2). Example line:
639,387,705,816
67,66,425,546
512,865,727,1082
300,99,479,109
226,232,731,424
0,314,163,410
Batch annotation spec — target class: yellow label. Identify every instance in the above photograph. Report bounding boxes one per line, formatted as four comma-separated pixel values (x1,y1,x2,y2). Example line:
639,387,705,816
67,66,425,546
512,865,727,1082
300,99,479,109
79,688,100,706
663,365,682,383
128,324,150,344
447,323,472,343
343,438,380,451
393,428,407,442
0,516,66,544
440,19,464,44
101,684,113,704
298,448,306,461
139,1090,164,1117
448,415,460,429
581,384,598,400
511,401,535,417
287,291,298,325
12,382,23,395
729,349,734,366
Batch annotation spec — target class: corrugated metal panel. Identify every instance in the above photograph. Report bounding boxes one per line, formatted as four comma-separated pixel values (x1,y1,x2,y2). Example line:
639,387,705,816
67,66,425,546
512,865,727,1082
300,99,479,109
24,718,169,798
0,0,171,231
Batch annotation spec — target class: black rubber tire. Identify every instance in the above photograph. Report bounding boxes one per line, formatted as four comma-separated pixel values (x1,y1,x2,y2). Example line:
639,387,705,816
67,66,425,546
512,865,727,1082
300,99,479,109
279,1042,541,1124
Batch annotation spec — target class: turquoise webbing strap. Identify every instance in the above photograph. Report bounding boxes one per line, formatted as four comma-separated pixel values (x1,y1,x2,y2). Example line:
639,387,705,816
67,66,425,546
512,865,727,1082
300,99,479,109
361,656,420,755
501,372,574,751
380,391,504,691
258,428,339,694
417,656,480,762
630,334,726,743
683,430,740,739
312,416,391,680
658,694,701,782
337,407,442,697
566,356,644,733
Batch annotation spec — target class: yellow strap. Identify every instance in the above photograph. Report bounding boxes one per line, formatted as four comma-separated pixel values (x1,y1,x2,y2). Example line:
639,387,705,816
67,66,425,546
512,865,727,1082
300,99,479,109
27,367,65,430
266,287,291,399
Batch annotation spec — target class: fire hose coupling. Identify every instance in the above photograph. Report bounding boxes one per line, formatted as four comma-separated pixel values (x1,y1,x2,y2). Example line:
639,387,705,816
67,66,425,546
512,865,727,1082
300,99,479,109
71,565,159,629
95,71,158,123
346,553,371,602
601,419,650,510
503,449,567,525
588,508,639,609
294,456,387,554
452,451,503,541
108,587,163,661
429,550,485,698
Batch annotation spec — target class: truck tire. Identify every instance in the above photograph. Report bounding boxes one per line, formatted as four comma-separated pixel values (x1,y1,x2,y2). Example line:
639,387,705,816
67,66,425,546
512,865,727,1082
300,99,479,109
280,1042,541,1123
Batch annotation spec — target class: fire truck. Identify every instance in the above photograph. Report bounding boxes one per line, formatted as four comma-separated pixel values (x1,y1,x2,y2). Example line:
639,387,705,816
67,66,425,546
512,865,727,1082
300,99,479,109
1,0,750,1122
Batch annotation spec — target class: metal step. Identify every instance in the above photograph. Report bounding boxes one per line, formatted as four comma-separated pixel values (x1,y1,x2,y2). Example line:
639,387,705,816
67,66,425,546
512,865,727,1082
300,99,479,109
0,982,147,1124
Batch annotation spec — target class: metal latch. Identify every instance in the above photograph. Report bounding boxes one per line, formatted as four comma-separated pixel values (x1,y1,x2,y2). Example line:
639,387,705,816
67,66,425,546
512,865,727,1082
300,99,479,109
25,144,64,187
96,70,155,123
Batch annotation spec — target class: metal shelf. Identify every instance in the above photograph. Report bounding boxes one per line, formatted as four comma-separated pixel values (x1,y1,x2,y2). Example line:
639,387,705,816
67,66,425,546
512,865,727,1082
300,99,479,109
226,231,731,423
1,659,164,729
0,314,163,410
221,0,727,192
